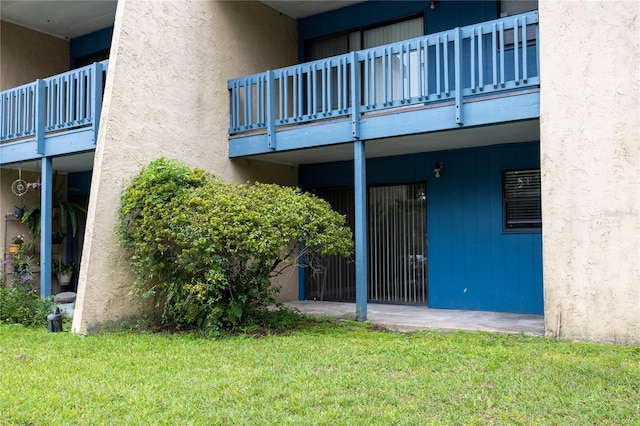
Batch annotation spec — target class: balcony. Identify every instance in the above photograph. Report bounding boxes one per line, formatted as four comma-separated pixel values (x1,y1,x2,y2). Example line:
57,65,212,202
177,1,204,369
229,11,539,162
0,60,108,165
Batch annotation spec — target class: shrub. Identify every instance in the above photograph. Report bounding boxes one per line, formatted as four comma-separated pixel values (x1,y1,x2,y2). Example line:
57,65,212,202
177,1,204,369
118,158,353,333
0,253,53,327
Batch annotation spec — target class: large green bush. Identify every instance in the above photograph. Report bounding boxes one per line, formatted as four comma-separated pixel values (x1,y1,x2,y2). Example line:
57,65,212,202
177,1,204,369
118,158,353,333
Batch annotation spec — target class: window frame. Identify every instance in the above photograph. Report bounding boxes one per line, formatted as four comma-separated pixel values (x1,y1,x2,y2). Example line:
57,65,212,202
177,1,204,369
502,168,542,232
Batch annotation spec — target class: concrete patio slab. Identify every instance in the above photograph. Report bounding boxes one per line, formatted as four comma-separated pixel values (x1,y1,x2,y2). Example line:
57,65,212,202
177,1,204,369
285,301,545,336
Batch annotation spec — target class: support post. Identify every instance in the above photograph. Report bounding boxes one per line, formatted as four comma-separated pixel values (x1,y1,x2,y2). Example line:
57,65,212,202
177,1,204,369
350,51,361,139
40,157,53,297
266,70,276,150
91,62,104,144
354,140,367,321
454,27,464,125
35,79,46,154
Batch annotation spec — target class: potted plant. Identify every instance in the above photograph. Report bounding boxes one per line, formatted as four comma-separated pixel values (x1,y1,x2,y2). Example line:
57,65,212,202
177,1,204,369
14,201,24,219
8,234,24,253
53,261,75,288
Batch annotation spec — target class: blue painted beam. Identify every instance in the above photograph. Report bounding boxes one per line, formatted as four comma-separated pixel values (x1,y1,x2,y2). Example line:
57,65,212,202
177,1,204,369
354,140,367,321
40,158,53,297
0,128,97,165
229,91,539,158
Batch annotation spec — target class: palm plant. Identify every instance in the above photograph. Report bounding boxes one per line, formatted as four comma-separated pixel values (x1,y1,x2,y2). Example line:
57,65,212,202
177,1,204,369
21,173,86,238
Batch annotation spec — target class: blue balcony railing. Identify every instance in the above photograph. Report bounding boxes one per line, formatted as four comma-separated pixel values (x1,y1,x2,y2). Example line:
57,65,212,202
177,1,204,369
0,60,108,153
229,11,539,149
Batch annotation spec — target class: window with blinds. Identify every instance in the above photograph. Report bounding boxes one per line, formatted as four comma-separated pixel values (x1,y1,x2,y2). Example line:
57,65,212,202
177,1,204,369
503,169,541,230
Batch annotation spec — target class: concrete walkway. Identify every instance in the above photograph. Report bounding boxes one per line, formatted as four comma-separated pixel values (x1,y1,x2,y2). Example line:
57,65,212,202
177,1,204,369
285,300,545,336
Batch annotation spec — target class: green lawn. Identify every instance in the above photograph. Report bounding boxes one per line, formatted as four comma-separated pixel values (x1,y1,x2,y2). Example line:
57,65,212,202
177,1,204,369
1,321,638,425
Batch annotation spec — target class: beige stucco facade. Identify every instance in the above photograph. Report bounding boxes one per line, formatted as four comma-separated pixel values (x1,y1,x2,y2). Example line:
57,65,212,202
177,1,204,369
72,0,298,333
539,1,639,344
0,20,69,91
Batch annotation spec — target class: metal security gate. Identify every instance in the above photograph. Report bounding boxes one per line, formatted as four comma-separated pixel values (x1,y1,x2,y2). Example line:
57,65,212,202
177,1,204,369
305,182,427,304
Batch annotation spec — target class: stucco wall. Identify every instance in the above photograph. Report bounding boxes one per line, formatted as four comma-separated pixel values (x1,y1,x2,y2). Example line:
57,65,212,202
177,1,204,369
0,21,69,91
539,1,639,344
73,0,298,333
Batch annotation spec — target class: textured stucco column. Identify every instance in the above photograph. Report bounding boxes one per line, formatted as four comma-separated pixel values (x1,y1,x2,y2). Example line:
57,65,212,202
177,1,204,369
73,0,298,333
539,1,639,344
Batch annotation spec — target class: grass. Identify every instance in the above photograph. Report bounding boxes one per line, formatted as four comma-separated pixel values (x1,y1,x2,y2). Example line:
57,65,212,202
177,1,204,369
1,319,638,425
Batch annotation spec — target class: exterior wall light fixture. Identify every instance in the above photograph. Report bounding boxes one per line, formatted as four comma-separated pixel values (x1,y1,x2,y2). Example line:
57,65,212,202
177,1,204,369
434,161,444,178
430,1,436,10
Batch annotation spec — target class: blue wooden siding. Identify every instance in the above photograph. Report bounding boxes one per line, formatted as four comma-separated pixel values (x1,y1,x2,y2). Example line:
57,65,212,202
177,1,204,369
300,142,543,314
298,1,499,62
70,26,113,67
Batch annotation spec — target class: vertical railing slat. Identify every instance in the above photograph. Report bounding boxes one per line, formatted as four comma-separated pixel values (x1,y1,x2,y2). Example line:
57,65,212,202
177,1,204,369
443,34,449,96
436,36,441,97
471,28,476,93
424,39,429,100
514,17,520,85
499,22,505,87
522,15,528,83
35,79,45,154
417,40,423,100
492,24,498,88
478,26,484,90
454,27,463,125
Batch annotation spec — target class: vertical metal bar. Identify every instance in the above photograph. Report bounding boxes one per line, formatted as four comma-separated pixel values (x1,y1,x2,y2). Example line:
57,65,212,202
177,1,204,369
35,80,46,154
354,140,367,322
40,157,53,297
364,54,370,107
455,28,463,124
266,70,276,150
